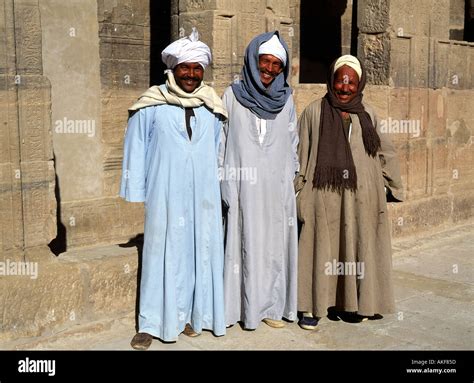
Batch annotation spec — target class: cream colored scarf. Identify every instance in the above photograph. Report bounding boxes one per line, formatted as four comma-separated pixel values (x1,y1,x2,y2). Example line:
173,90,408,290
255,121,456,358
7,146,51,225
129,70,227,118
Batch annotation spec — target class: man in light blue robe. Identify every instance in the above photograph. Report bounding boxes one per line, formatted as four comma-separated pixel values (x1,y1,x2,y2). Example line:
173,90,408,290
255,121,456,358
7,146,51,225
220,31,299,330
120,29,228,349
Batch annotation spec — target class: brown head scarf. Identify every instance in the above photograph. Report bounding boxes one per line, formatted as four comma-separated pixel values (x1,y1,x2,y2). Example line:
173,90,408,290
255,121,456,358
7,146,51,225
312,56,381,193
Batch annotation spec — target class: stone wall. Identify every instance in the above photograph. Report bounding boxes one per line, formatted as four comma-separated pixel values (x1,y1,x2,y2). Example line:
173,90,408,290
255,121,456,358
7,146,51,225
295,0,473,237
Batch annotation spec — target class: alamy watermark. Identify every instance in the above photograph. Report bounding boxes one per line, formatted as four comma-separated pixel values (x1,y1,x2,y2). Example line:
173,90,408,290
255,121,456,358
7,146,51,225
324,260,365,280
380,118,421,138
0,259,38,279
55,118,96,137
218,165,258,185
18,357,55,377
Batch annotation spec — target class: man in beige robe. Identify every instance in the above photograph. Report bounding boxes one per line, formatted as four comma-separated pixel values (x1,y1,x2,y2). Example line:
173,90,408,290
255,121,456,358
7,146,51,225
295,55,403,330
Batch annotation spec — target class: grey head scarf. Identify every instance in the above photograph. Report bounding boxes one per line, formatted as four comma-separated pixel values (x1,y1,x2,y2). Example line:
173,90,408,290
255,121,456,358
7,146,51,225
231,31,292,120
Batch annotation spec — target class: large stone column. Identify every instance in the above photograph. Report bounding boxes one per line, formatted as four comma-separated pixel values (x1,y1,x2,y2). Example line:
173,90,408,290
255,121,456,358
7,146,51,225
0,0,56,257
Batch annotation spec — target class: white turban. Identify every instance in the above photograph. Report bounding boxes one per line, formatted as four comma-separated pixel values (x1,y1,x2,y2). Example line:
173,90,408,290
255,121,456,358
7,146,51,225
334,54,362,80
258,34,287,67
161,28,212,70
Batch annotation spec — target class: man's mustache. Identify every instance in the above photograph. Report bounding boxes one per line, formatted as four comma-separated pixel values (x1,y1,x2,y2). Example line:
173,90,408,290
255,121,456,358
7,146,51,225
182,77,200,82
336,90,353,96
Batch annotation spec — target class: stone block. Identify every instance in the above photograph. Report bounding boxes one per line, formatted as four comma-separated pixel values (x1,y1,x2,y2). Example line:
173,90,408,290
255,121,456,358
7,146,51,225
95,201,122,243
100,59,150,90
0,254,84,339
431,137,450,194
358,33,390,85
117,198,144,239
171,14,180,39
0,0,17,75
21,160,56,248
396,140,409,192
0,163,24,253
98,0,149,26
387,88,410,145
87,249,138,316
101,90,138,145
390,37,411,88
389,195,453,237
99,21,146,41
103,168,121,199
358,0,389,33
60,197,144,249
452,192,474,222
413,5,432,39
0,84,20,165
274,18,294,55
387,88,409,118
236,12,266,56
171,0,179,16
446,89,473,120
363,85,390,119
293,84,326,115
212,13,238,90
288,0,299,58
405,88,428,139
434,41,450,89
430,0,450,40
389,0,438,39
428,89,447,138
445,44,469,90
0,245,140,342
405,139,429,200
17,76,52,162
216,0,265,14
411,37,430,88
110,36,148,61
265,0,290,16
178,11,216,50
180,0,217,13
435,43,473,91
449,0,466,27
13,1,43,75
448,138,474,193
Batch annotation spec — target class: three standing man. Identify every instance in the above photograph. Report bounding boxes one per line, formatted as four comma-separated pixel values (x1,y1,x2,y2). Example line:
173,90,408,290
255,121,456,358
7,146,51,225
120,28,403,349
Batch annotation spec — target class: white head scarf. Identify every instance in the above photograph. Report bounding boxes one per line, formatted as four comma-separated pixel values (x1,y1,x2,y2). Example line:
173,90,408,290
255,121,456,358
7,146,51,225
258,34,287,67
161,28,212,70
333,54,362,80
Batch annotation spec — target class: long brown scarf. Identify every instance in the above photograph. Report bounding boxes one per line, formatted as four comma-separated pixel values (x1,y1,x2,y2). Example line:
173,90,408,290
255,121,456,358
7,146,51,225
313,59,381,193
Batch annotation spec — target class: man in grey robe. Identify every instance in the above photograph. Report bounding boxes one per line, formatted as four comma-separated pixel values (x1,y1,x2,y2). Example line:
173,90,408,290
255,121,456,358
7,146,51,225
220,31,298,330
296,55,404,330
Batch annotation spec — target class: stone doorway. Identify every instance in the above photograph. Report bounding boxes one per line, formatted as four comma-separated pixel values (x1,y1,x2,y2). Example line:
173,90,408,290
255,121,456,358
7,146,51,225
299,0,358,83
